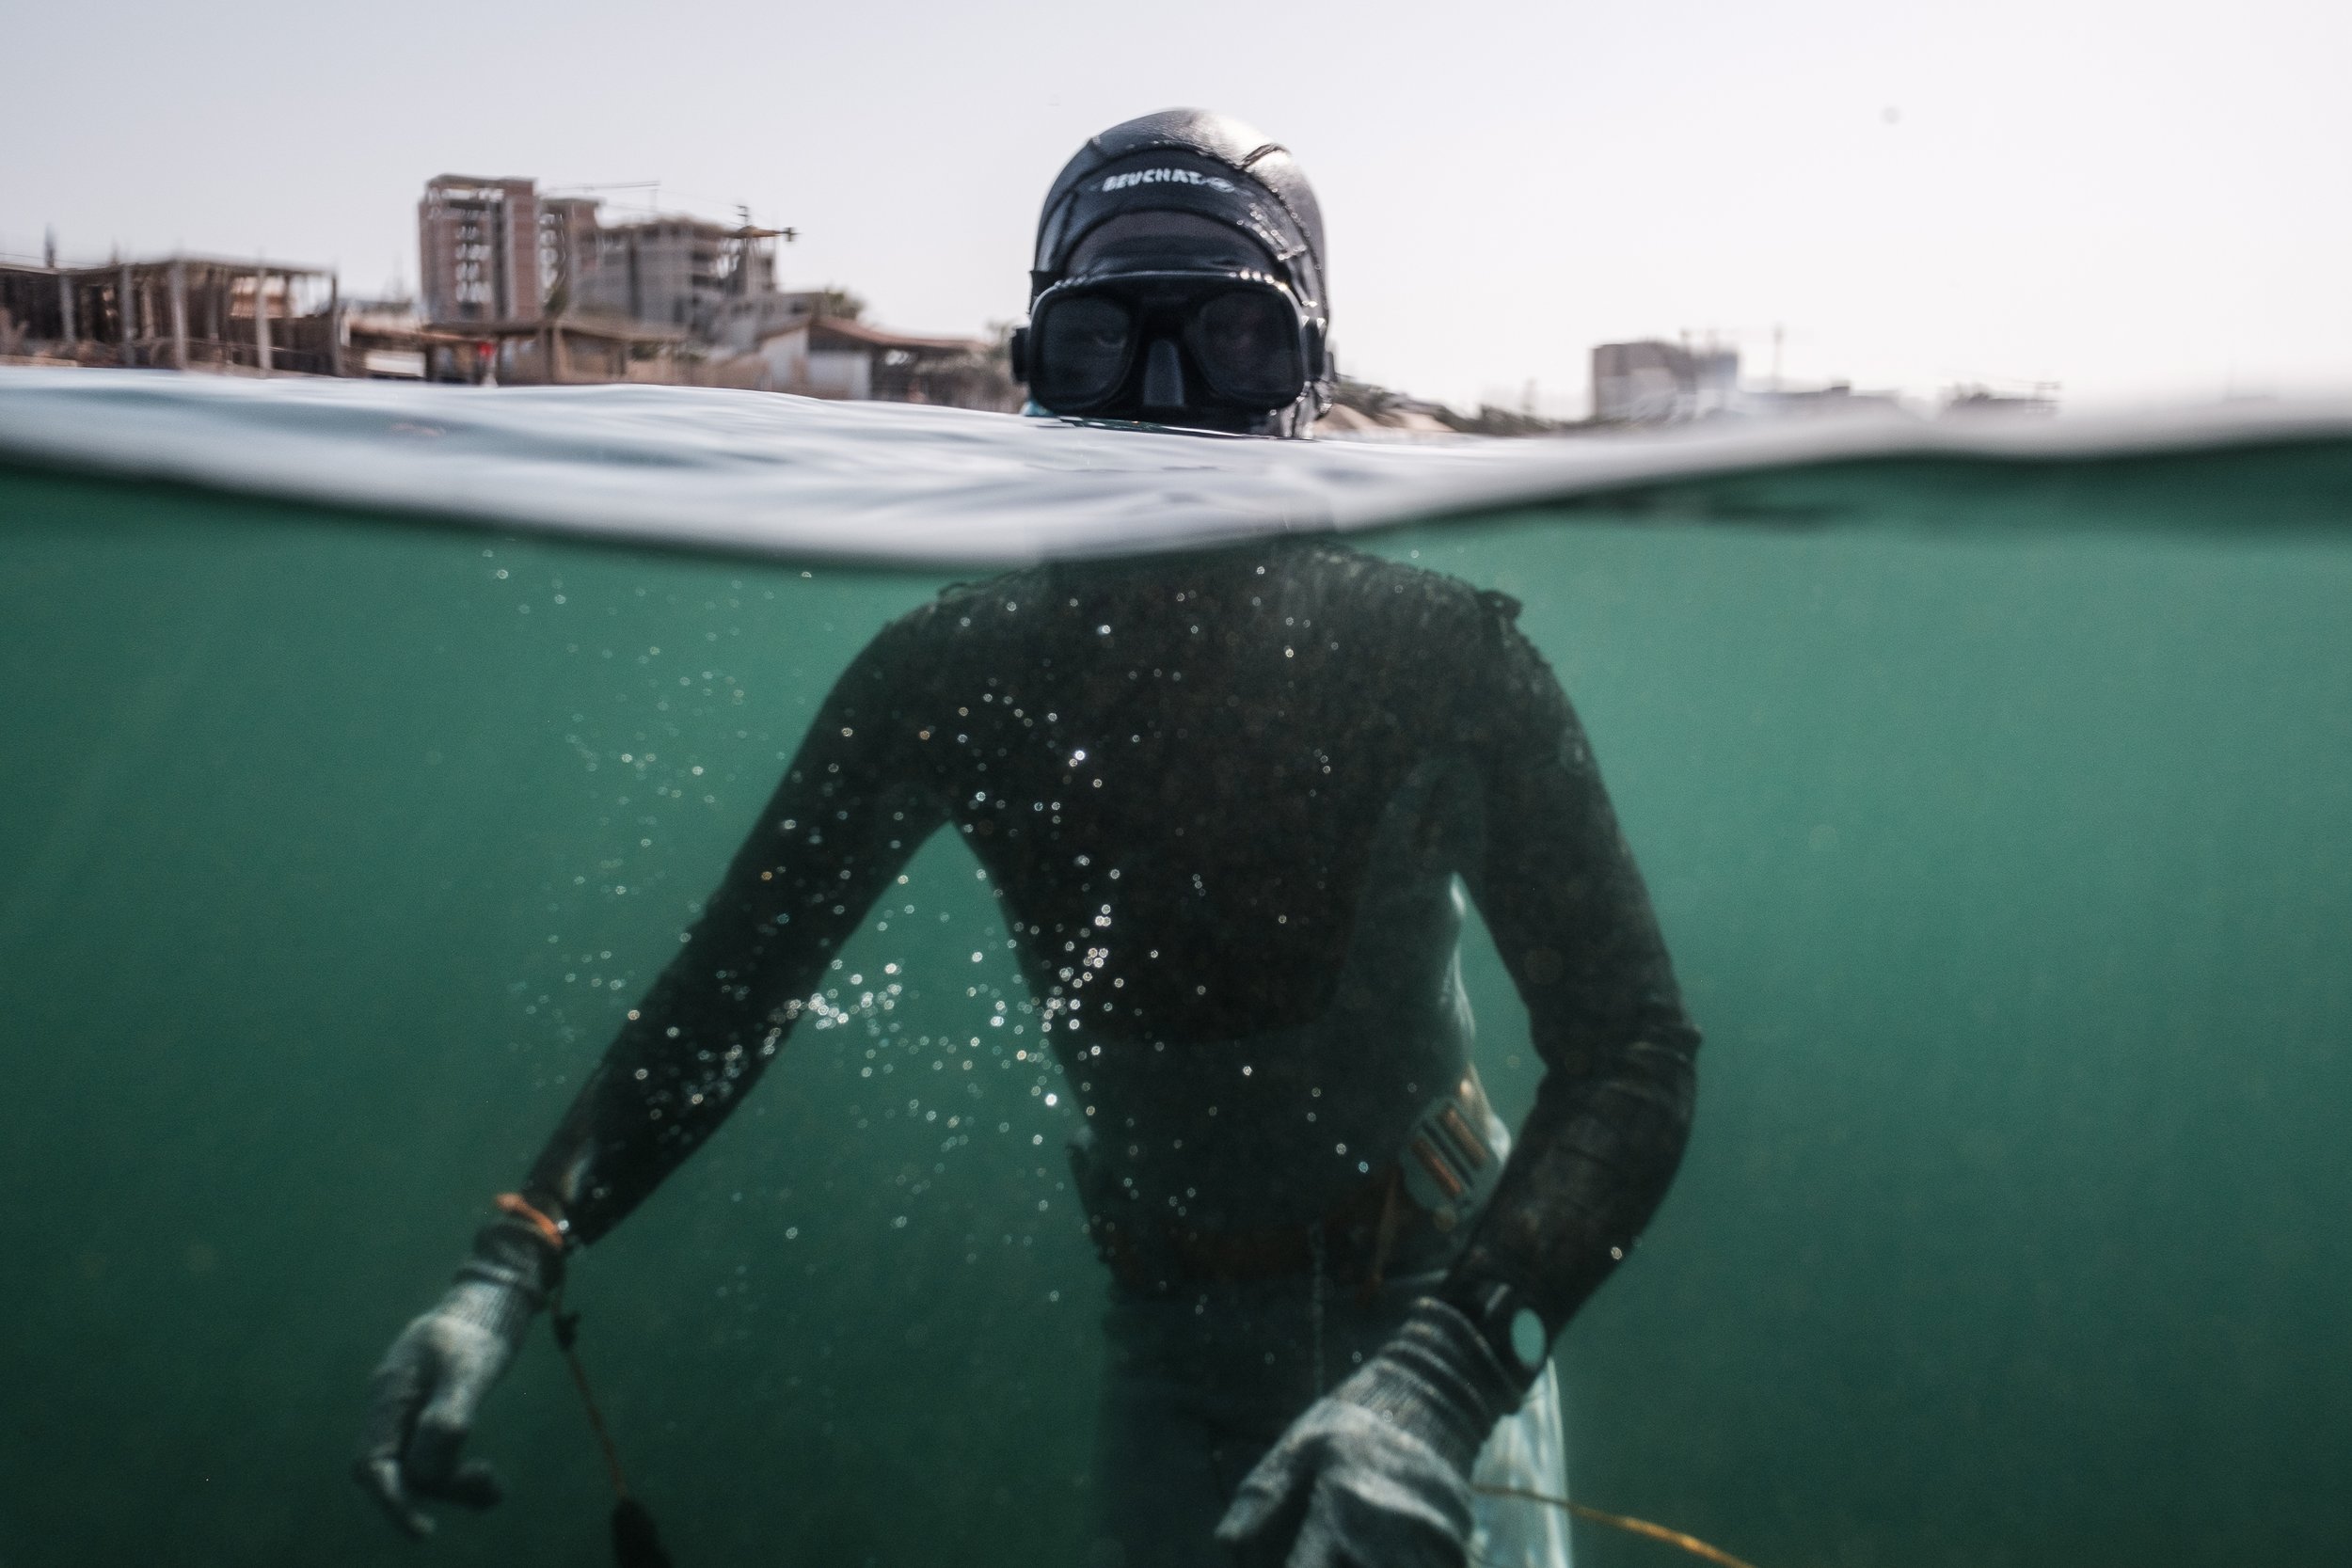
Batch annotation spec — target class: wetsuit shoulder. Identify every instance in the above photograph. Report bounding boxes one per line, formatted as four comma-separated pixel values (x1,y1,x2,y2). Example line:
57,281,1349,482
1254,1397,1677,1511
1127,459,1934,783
1272,545,1530,666
929,567,1053,611
830,570,1056,686
1297,542,1500,603
886,568,1069,648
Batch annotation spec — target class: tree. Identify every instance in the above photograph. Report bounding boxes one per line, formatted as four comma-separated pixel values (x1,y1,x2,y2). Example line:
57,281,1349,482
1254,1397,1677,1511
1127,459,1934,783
812,287,866,322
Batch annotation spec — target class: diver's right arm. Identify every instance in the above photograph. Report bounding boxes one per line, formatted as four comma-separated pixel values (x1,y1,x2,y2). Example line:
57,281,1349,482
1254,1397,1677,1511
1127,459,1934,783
353,1212,556,1536
355,610,949,1535
518,616,949,1242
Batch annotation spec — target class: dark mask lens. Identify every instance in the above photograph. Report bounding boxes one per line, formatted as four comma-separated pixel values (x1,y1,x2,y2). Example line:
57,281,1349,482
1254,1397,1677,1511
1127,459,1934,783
1035,294,1136,409
1188,290,1304,409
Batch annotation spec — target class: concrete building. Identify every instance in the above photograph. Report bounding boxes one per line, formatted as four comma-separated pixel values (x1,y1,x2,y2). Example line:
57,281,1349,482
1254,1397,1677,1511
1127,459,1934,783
734,314,1010,406
1591,337,1932,424
1742,382,1907,419
405,172,1010,403
707,288,823,356
0,254,341,373
417,176,542,323
560,209,785,336
422,177,795,341
1591,339,1741,423
1942,383,2058,418
2,179,1010,409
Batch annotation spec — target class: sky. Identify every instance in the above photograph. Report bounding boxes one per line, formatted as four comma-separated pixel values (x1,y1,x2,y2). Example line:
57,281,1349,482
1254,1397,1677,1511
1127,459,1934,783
6,0,2349,415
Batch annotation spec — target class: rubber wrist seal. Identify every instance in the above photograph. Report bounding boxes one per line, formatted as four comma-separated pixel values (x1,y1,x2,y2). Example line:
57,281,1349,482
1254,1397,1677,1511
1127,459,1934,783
1438,1276,1556,1392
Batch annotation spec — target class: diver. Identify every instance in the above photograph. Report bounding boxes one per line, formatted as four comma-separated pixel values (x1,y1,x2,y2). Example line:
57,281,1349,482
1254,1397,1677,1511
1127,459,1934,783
357,109,1701,1568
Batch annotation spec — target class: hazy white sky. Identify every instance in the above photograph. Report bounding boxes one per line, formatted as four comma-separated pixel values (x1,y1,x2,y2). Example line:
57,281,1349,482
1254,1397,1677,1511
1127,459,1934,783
7,0,2347,413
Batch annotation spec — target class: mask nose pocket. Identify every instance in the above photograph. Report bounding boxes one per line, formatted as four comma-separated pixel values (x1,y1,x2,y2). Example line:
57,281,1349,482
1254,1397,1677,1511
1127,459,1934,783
1140,338,1187,409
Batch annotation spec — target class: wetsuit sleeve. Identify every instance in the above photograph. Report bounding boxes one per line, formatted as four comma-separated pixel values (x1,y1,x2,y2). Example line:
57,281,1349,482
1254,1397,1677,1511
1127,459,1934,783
521,615,950,1244
1442,602,1701,1343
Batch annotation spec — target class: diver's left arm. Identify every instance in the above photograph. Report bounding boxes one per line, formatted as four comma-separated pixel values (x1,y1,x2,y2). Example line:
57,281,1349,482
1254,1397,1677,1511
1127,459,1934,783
1220,596,1698,1568
1438,605,1701,1376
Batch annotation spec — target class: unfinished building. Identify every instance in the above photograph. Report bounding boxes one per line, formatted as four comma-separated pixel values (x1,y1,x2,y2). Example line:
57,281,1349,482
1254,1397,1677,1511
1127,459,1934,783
417,176,543,324
0,256,341,373
409,173,1009,403
420,175,789,339
557,209,785,335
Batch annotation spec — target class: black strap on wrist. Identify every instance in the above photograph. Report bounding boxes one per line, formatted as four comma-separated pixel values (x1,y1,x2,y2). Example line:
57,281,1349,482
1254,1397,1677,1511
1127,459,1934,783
1438,1275,1556,1390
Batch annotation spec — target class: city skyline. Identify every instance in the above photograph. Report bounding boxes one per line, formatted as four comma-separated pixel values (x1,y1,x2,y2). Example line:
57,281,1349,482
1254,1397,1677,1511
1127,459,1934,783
8,0,2349,416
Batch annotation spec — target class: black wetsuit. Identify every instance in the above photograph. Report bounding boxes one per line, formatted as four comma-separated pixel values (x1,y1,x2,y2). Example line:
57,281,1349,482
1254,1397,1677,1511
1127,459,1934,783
523,540,1698,1348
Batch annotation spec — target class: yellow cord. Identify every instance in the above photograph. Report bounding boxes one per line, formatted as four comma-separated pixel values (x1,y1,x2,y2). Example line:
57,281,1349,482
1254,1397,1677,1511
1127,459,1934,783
1472,1484,1761,1568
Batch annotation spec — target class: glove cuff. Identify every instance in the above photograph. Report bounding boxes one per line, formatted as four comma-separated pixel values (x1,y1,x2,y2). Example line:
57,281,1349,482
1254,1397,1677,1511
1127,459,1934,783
443,1215,562,1340
1347,1298,1523,1474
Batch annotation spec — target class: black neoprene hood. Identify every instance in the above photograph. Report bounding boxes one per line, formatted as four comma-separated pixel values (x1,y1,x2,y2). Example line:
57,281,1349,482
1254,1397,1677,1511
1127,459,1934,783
1031,108,1329,317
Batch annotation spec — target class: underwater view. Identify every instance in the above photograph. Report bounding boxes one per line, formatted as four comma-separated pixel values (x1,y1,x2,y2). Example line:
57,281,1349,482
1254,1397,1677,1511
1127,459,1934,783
3,372,2350,1568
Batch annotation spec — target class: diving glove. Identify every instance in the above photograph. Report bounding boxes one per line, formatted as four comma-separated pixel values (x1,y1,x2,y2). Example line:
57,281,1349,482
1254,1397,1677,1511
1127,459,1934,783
354,1216,558,1537
1216,1298,1522,1568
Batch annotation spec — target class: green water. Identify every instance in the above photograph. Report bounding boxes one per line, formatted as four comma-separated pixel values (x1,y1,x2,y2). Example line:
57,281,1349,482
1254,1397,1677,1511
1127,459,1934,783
2,466,2347,1567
